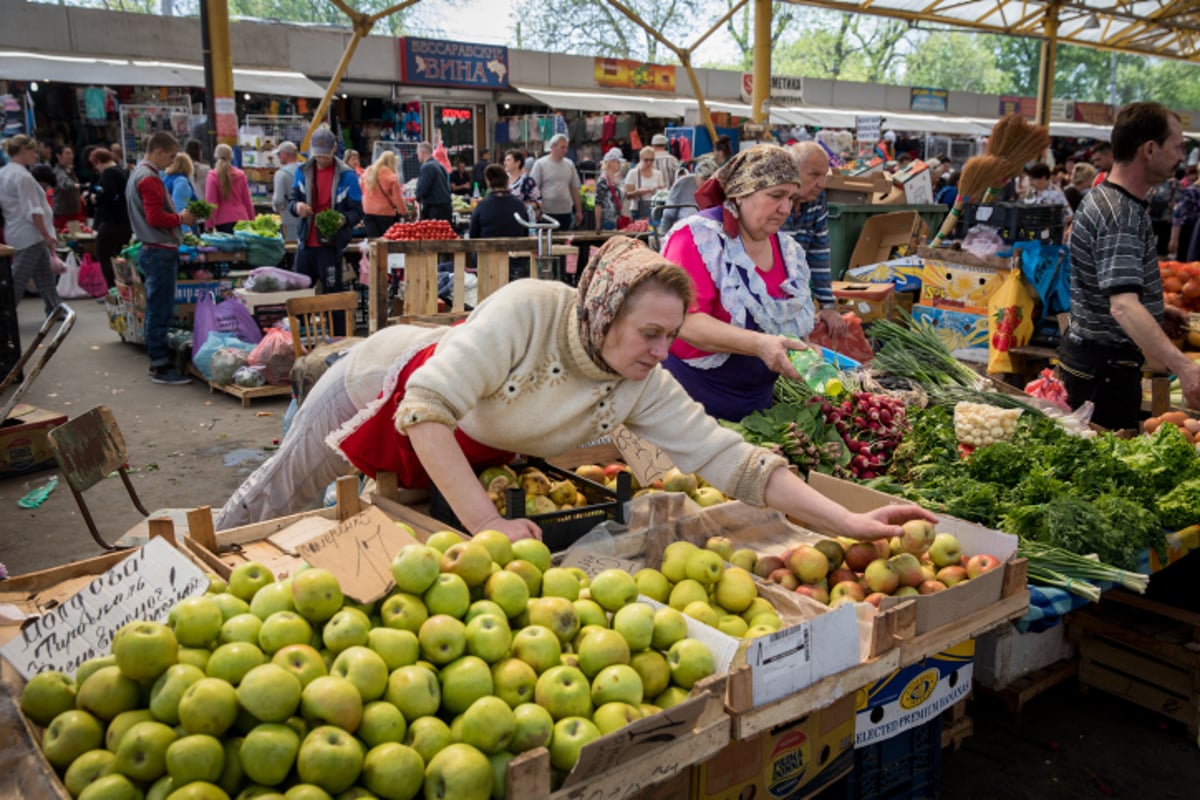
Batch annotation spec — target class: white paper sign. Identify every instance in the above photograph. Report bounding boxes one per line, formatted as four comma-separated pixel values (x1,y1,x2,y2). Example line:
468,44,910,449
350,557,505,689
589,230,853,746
1,538,208,681
743,602,859,705
856,115,882,143
560,550,642,579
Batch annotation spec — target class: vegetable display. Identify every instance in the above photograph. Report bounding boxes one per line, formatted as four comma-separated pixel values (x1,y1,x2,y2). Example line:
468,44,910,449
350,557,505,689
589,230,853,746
186,200,215,220
234,214,282,237
314,209,345,240
382,220,459,241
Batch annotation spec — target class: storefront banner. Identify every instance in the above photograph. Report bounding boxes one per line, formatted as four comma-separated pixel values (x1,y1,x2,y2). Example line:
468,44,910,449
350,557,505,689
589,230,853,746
594,58,676,93
1049,99,1075,122
910,87,948,113
739,72,804,105
399,37,509,90
1074,101,1114,125
998,95,1037,119
214,96,237,139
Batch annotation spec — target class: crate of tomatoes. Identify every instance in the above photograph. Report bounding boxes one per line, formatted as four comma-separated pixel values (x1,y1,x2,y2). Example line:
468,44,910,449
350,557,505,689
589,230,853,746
1160,260,1200,313
381,219,459,241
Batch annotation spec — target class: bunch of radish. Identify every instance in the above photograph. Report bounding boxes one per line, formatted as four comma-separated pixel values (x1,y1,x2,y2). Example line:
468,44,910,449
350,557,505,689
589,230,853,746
817,392,909,480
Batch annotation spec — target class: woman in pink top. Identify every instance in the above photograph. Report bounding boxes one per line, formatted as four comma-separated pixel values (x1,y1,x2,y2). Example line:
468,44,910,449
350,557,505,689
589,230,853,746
205,143,256,232
360,151,410,238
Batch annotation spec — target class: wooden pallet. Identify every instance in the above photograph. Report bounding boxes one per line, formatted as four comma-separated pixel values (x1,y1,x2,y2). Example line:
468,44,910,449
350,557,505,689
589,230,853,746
187,365,292,406
1067,590,1200,743
940,697,974,751
979,656,1078,715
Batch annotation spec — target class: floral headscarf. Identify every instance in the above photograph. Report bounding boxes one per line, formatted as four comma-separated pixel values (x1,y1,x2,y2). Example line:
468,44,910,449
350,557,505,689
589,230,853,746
577,235,673,372
694,144,802,237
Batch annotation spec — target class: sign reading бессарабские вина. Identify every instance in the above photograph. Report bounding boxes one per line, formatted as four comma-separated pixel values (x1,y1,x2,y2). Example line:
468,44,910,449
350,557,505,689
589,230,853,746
399,37,509,90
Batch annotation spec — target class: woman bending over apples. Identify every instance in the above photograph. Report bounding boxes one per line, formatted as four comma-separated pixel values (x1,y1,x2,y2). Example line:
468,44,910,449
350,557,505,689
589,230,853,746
215,237,934,542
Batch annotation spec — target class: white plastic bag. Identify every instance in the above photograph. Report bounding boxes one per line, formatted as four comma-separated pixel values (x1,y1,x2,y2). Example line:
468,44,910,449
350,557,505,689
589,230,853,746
55,252,91,299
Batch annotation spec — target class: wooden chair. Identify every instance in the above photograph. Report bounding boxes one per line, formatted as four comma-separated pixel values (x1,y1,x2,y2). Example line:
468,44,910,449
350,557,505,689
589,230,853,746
47,405,147,551
285,292,359,359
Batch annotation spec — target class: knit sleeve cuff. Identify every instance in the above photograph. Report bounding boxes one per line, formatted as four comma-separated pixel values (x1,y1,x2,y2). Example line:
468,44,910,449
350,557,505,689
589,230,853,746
729,448,790,506
394,386,458,434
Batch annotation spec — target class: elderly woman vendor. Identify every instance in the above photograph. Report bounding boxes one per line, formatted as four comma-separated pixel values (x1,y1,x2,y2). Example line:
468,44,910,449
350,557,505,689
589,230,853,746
215,237,933,541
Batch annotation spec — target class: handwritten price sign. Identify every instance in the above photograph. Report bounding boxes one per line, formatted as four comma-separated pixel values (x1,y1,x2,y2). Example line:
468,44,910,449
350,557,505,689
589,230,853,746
297,506,421,604
610,425,676,486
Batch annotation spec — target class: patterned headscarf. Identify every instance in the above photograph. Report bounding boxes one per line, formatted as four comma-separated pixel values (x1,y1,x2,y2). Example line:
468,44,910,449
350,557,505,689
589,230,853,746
694,144,802,237
577,236,673,372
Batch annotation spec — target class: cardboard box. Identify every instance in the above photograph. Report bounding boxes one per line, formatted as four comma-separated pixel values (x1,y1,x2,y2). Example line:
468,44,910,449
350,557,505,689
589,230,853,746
910,304,989,352
845,256,923,294
0,404,67,477
825,172,891,205
855,640,974,745
691,693,856,800
831,281,895,323
884,162,935,205
920,259,1008,315
847,212,929,272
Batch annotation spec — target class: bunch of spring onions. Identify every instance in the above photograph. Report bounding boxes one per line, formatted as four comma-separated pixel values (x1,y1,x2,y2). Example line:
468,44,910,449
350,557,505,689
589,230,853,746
1017,541,1150,601
870,315,982,388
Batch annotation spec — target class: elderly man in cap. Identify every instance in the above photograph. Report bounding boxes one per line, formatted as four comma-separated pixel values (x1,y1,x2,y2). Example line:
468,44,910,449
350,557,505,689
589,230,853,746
289,126,362,334
651,133,681,188
785,141,846,337
531,133,582,231
272,140,301,242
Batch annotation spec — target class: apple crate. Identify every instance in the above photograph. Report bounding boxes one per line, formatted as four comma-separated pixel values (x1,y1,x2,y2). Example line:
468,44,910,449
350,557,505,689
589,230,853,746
0,657,71,799
427,457,634,553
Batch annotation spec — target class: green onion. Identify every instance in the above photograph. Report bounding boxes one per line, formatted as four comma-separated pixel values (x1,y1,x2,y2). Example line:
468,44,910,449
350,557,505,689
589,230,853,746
870,313,981,388
1018,541,1150,596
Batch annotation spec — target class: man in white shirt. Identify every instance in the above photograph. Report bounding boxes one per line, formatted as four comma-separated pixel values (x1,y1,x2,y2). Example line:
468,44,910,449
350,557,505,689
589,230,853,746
272,141,301,242
530,134,582,231
651,133,681,188
0,135,63,318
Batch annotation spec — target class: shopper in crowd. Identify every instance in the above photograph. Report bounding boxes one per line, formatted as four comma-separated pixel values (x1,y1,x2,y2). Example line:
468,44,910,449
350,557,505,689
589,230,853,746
0,136,65,320
37,140,53,166
1149,167,1183,256
88,147,130,290
471,147,491,195
51,145,85,229
1063,163,1096,213
659,155,720,233
504,148,540,210
205,144,255,233
1169,172,1200,261
659,144,814,422
714,135,734,166
1182,164,1197,188
531,134,582,231
360,150,409,238
1090,141,1114,187
126,131,196,385
1023,162,1073,225
624,146,667,223
214,235,936,541
184,139,210,200
414,140,453,223
935,169,960,207
163,152,199,235
110,142,125,167
344,149,364,177
272,141,301,242
575,145,598,183
450,159,473,197
1062,102,1199,430
651,133,681,188
784,142,845,337
289,126,362,335
468,164,527,239
594,148,627,232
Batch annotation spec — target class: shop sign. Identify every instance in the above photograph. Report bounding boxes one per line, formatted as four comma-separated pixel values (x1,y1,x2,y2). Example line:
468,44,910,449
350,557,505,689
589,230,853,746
399,37,509,90
856,115,882,143
910,87,948,113
1049,99,1075,122
1074,101,1114,125
739,72,804,104
998,95,1037,118
594,58,676,93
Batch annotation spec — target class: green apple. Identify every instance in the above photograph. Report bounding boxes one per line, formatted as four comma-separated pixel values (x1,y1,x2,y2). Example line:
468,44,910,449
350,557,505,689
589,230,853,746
113,620,178,681
77,665,141,721
540,568,581,601
258,611,314,656
549,717,601,771
489,752,513,800
424,742,493,800
534,665,593,721
465,599,507,624
714,568,757,614
928,533,963,569
685,549,725,586
730,549,758,573
42,708,105,769
105,709,155,752
386,664,441,720
148,773,176,797
611,602,654,652
705,536,734,561
171,596,225,648
510,625,562,674
426,530,466,553
113,719,177,782
460,695,516,754
330,646,389,702
212,593,252,622
503,559,542,597
205,573,227,594
358,701,407,748
718,615,750,637
240,721,301,786
297,725,365,794
364,627,418,672
660,541,699,584
573,598,609,630
228,561,275,602
683,601,720,628
667,638,715,689
423,573,471,619
749,613,782,631
651,607,689,651
379,592,429,634
418,614,467,665
300,675,363,732
249,579,296,620
591,664,643,707
588,569,638,612
740,597,775,624
163,781,229,799
219,612,263,645
510,539,551,574
576,628,631,678
238,663,302,723
272,644,328,688
361,742,424,800
629,650,671,699
178,677,240,737
166,733,225,785
77,773,140,800
19,670,76,727
481,570,530,621
510,703,553,753
439,655,494,715
527,596,580,644
176,647,211,672
405,714,453,764
471,529,514,567
291,569,344,624
640,702,663,718
440,542,494,588
322,608,372,654
633,569,670,603
207,641,267,684
391,544,443,595
216,737,245,795
463,613,510,664
63,748,117,797
593,701,642,735
668,579,708,611
653,686,691,709
75,654,116,688
490,657,537,708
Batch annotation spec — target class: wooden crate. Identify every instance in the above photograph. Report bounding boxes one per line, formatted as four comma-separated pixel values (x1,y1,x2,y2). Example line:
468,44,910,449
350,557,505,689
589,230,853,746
941,697,973,751
1067,590,1200,741
0,658,71,800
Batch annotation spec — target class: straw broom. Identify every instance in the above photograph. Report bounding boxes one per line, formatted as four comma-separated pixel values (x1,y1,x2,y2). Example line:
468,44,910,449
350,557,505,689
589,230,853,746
929,155,1012,246
980,114,1051,204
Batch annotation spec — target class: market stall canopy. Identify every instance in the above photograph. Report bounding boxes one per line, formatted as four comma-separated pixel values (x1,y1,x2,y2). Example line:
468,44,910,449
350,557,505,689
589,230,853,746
514,85,689,118
698,100,810,127
0,51,327,97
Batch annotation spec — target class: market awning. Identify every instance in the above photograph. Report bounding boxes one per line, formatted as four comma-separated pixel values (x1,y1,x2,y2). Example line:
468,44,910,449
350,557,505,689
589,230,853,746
514,85,689,118
698,100,809,128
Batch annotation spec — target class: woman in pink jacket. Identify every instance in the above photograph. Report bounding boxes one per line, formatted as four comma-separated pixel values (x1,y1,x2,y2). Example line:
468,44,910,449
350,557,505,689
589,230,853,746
360,151,410,238
205,143,256,232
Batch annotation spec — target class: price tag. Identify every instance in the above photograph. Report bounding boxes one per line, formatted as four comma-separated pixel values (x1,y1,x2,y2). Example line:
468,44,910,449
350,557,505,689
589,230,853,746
296,506,421,604
611,425,675,486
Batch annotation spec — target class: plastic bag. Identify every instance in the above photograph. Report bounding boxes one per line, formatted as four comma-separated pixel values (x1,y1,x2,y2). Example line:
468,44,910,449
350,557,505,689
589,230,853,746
986,268,1036,375
1024,368,1070,410
243,266,312,293
809,312,875,364
234,230,286,268
233,365,266,388
194,331,257,380
211,348,251,386
248,327,295,385
55,252,91,300
78,254,109,298
192,293,263,361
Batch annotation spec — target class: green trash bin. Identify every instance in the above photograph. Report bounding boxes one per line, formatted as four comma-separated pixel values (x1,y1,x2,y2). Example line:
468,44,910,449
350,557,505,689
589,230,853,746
826,203,947,279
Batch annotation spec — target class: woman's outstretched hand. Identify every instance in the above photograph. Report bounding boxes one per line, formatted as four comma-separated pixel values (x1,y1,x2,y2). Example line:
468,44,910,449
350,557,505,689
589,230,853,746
476,516,543,542
841,505,940,541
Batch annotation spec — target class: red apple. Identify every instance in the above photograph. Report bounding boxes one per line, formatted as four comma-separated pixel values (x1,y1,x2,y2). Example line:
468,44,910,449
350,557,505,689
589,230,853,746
863,559,900,595
787,546,830,585
889,554,924,589
768,569,800,591
829,580,866,604
794,585,830,605
864,592,888,608
603,463,628,480
966,554,1002,579
843,542,879,572
918,580,947,595
936,566,968,587
754,555,785,579
827,568,858,588
873,540,891,560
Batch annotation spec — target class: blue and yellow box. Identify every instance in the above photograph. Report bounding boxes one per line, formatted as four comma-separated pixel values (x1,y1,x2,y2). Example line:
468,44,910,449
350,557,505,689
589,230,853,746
855,640,975,747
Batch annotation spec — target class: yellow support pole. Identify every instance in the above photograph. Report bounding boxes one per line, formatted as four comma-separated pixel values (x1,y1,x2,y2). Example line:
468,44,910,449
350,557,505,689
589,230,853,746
680,56,718,143
204,0,236,147
751,0,771,124
1036,1,1061,127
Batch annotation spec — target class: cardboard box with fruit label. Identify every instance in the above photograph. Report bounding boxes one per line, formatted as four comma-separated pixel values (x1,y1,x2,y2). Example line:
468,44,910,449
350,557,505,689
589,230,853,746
0,404,67,478
831,281,895,323
920,259,1009,315
855,640,974,744
910,304,989,352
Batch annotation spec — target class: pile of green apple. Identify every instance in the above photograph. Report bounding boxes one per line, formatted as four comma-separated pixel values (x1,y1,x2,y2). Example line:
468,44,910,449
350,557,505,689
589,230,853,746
631,537,785,640
20,529,720,800
752,520,1004,607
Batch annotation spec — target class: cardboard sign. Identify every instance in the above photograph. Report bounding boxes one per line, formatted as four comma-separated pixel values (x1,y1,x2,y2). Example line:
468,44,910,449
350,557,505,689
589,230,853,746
611,425,675,486
561,550,643,579
1,538,208,681
296,506,421,604
743,602,859,706
855,115,881,144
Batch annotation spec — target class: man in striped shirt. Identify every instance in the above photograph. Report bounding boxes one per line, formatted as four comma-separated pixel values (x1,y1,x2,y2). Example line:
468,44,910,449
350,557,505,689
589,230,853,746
1060,102,1199,430
786,142,846,337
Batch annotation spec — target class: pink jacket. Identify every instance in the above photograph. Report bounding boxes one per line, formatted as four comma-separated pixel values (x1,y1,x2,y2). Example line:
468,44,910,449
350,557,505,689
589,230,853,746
205,166,256,226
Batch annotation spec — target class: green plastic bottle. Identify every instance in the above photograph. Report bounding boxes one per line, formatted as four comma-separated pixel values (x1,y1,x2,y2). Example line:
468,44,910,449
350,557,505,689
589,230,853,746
790,349,844,396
